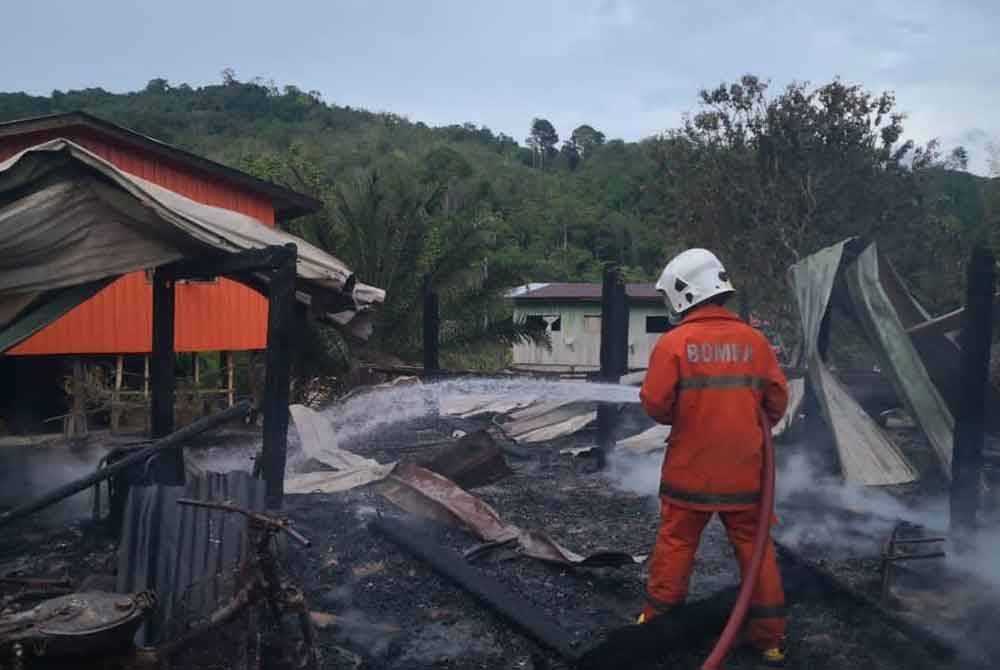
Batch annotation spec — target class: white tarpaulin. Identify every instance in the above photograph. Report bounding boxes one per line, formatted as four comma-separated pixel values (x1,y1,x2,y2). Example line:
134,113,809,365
0,139,384,346
285,404,396,494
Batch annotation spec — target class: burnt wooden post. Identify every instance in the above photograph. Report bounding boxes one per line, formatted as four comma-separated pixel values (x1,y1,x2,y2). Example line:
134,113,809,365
950,244,995,537
599,265,629,380
262,244,298,509
150,268,182,483
423,274,440,374
597,265,629,468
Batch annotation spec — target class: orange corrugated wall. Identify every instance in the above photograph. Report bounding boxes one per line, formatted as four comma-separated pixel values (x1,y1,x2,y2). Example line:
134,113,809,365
0,128,272,354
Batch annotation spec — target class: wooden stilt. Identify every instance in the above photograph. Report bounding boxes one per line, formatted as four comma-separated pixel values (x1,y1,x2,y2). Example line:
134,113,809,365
64,358,88,438
226,352,235,408
193,353,201,411
111,355,124,432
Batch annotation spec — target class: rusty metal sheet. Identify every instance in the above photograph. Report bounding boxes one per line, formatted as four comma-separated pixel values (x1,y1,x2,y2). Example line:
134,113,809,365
377,462,639,567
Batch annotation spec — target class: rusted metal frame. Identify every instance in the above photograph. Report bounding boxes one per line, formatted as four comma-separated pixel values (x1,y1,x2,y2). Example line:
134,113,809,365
0,401,251,529
152,500,316,668
776,541,957,661
880,522,947,605
175,498,311,547
154,575,261,659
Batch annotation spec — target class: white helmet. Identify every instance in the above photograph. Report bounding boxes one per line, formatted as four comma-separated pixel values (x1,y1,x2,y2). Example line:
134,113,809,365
655,248,735,317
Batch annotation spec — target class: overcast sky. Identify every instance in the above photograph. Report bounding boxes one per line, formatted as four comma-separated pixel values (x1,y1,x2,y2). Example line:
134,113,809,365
1,0,997,173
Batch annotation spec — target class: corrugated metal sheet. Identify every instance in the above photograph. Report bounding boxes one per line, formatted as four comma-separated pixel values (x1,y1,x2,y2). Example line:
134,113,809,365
116,471,266,645
0,128,275,223
0,127,273,355
512,282,661,302
7,274,268,354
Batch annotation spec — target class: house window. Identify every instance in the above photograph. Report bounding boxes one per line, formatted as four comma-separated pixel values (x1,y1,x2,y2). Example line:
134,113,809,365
525,315,561,332
583,315,601,333
646,316,671,333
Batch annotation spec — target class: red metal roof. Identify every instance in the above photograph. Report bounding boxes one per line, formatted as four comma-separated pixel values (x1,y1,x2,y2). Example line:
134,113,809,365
0,120,282,355
0,112,321,220
512,283,662,303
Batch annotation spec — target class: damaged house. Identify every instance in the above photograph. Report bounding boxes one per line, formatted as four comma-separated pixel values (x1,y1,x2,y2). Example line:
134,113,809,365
0,112,350,436
0,113,385,666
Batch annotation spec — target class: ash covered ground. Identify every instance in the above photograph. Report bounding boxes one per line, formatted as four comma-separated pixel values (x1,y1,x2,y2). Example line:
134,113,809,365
275,411,993,670
1,406,998,669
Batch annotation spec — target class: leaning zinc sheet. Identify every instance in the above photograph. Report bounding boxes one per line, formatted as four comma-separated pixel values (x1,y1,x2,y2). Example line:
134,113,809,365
846,244,953,476
789,240,917,486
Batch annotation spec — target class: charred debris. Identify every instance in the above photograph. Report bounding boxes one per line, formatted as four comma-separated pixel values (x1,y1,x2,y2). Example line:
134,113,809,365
1,243,999,670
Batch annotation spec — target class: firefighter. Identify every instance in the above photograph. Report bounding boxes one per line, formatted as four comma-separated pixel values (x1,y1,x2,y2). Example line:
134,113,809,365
637,248,790,668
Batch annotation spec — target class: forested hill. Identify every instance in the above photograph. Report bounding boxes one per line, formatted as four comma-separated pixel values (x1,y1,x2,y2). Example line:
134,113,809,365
0,74,995,361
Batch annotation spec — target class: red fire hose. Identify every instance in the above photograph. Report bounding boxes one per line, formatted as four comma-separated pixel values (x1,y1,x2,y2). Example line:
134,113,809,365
700,409,776,670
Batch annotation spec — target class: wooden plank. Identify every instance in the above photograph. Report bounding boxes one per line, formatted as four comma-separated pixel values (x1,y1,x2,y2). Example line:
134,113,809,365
261,244,297,508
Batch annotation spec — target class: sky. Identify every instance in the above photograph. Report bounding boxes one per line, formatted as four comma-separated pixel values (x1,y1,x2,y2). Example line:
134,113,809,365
1,0,997,174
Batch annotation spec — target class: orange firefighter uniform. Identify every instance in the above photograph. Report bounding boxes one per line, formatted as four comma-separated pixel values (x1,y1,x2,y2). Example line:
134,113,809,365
639,303,789,650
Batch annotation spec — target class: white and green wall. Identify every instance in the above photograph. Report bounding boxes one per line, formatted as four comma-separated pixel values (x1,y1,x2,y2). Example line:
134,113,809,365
512,300,670,372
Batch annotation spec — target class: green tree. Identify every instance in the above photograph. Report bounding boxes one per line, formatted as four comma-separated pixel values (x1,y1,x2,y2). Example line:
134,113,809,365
570,124,606,158
527,118,559,168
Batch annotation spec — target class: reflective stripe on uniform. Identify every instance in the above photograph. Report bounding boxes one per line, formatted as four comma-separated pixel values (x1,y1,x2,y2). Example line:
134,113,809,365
676,375,765,390
659,483,760,506
748,603,788,619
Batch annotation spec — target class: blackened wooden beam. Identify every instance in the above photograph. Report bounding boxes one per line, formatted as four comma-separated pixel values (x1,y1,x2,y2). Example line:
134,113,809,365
0,401,251,529
599,265,628,381
161,247,289,280
597,265,629,468
262,243,298,508
370,515,582,662
951,244,996,536
422,274,440,373
151,268,182,484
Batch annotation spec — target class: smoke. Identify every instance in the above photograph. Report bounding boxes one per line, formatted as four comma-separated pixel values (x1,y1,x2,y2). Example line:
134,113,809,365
605,449,662,498
0,443,107,523
603,439,948,557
